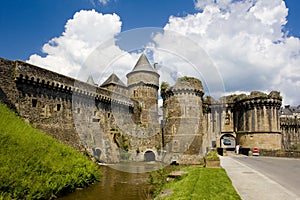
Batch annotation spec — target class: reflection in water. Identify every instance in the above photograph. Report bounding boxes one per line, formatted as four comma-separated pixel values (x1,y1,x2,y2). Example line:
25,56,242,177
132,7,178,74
59,162,163,200
110,161,165,173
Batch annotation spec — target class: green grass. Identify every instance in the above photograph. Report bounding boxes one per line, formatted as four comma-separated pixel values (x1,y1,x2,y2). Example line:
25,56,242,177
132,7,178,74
0,103,100,199
155,166,241,200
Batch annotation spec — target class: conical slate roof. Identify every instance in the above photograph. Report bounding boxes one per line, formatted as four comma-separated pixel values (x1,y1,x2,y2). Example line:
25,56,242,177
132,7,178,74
86,75,96,85
131,54,156,72
101,73,126,87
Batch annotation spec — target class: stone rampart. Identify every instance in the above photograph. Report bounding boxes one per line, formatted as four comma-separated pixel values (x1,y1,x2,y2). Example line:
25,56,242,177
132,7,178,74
0,58,136,154
233,91,282,150
1,55,297,162
161,77,205,163
0,57,165,163
280,116,300,149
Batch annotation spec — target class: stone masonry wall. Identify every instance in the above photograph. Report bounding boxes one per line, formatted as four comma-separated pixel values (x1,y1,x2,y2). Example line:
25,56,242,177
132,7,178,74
2,56,296,161
0,58,165,163
161,77,205,163
0,58,140,159
280,116,300,149
238,133,282,150
0,58,19,111
234,91,282,149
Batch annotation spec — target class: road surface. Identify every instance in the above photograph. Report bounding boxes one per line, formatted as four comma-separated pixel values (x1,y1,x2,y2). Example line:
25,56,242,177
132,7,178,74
231,156,300,197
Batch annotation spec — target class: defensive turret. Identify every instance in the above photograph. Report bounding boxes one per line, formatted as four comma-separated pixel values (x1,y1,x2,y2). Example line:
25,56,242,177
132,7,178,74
126,54,160,126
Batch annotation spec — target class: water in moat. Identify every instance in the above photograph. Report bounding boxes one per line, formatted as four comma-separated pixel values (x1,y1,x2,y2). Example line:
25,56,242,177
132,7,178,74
59,162,165,200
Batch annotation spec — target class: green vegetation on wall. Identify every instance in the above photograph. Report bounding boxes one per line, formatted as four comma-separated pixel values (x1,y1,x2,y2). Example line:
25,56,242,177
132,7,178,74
0,103,100,199
160,81,169,91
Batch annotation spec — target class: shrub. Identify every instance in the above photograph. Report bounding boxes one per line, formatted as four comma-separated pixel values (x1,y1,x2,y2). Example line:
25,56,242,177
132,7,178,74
205,151,220,161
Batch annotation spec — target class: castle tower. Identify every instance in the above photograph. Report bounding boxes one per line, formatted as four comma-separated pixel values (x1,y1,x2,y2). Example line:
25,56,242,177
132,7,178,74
234,91,282,150
126,54,160,127
161,77,205,163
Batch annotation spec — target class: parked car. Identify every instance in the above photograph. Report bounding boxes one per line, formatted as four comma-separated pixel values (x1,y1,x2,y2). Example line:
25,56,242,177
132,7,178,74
223,138,231,145
253,147,259,156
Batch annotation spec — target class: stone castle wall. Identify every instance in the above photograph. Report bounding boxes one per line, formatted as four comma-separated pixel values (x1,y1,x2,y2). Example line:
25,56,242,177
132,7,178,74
202,102,236,150
200,91,282,151
128,83,159,126
2,55,297,163
280,117,300,149
0,58,141,161
233,91,282,150
0,57,164,163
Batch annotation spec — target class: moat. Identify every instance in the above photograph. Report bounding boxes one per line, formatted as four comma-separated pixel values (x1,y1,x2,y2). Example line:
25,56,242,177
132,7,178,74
59,162,164,200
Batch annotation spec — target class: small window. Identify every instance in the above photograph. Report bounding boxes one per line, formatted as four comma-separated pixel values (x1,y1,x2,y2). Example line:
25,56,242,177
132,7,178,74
77,108,81,114
32,99,37,108
57,104,61,111
107,113,110,118
134,90,137,97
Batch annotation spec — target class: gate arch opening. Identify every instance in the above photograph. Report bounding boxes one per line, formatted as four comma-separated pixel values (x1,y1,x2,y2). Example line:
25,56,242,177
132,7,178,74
220,134,236,150
144,151,155,162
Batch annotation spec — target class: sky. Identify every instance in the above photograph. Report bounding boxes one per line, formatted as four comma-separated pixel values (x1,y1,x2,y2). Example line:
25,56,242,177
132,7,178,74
1,0,300,105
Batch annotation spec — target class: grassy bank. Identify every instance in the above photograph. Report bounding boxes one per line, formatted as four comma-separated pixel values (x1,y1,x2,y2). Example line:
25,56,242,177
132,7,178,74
0,103,100,199
150,166,241,200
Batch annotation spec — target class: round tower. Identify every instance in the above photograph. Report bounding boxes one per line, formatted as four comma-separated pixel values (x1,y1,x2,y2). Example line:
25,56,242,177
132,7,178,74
126,54,160,127
234,91,282,150
161,76,205,162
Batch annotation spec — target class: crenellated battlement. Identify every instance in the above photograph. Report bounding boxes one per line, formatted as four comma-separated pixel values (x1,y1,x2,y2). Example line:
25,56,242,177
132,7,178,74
235,98,282,110
15,60,134,107
161,88,204,99
161,77,204,100
234,91,282,110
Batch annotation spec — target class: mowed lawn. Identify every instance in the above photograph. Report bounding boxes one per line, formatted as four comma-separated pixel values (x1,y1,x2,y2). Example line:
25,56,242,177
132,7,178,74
159,166,241,200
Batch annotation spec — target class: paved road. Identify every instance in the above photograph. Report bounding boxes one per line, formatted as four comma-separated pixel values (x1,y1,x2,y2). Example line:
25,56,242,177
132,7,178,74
221,155,300,200
231,156,300,197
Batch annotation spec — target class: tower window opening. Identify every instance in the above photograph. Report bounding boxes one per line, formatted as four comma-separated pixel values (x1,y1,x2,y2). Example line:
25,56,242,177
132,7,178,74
32,99,37,108
56,104,61,111
134,90,137,97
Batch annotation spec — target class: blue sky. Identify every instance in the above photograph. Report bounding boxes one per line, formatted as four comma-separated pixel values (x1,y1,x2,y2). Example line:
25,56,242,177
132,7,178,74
0,0,299,60
1,0,300,105
0,0,197,60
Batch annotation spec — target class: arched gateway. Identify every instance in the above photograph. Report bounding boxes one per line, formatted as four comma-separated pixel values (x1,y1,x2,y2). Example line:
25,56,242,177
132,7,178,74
220,134,236,149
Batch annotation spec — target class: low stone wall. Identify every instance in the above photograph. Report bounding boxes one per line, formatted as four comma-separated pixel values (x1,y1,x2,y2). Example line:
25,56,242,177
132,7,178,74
259,149,300,158
177,155,204,165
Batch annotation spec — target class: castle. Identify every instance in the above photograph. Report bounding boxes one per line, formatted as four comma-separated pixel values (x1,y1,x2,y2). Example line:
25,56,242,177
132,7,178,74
0,54,297,164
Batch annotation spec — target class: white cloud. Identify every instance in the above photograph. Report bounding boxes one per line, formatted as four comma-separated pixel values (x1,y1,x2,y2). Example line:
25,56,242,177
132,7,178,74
150,30,225,97
27,9,133,82
27,1,300,106
150,0,300,105
89,0,112,6
98,0,110,5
